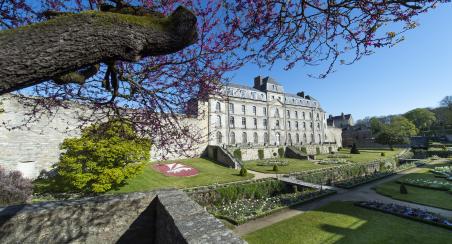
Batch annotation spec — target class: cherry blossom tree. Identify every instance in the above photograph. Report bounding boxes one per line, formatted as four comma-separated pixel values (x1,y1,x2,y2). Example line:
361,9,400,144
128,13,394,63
0,0,448,157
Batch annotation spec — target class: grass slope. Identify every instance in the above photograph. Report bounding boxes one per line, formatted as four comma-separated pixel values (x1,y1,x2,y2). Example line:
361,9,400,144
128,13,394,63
244,202,451,244
375,162,452,210
111,158,253,193
317,148,402,163
244,149,402,174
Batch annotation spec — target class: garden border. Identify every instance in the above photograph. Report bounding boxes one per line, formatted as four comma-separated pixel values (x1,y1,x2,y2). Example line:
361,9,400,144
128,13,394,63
355,201,452,231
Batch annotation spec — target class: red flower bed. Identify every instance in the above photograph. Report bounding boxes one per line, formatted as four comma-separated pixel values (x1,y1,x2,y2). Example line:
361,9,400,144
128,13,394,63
153,162,199,177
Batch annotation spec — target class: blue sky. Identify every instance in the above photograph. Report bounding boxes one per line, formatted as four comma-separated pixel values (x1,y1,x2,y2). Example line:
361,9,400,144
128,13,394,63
229,5,452,121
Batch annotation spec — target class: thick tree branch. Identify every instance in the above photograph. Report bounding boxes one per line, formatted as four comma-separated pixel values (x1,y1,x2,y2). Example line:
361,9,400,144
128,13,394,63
0,6,197,95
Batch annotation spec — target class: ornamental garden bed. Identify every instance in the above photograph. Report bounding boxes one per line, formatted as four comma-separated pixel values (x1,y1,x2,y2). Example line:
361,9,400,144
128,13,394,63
355,201,452,230
187,179,335,225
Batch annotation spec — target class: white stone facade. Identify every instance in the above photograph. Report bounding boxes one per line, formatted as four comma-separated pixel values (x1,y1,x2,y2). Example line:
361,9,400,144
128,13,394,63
208,76,330,148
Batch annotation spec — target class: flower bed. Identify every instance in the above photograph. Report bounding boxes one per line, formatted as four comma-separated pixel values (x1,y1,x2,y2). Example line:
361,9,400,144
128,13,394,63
397,178,452,191
188,179,335,224
256,160,289,167
431,166,452,181
210,189,335,224
317,158,349,165
335,172,394,189
355,201,452,230
327,154,351,159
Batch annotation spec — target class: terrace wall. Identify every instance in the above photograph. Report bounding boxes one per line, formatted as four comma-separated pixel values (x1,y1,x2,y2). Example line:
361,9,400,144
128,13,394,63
0,190,245,244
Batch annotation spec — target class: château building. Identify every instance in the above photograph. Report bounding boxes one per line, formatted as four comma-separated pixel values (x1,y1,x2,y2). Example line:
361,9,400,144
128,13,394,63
207,76,330,147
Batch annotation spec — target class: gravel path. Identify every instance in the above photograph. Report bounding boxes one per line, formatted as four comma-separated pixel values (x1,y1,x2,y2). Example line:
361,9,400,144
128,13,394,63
234,166,452,236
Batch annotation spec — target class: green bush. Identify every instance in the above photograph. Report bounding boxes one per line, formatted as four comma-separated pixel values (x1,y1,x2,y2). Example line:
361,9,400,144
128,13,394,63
40,120,150,194
400,183,408,194
258,149,264,160
278,147,285,158
234,149,242,160
273,165,279,172
316,147,321,155
381,152,386,157
215,180,285,203
350,143,360,154
300,147,307,154
239,167,248,177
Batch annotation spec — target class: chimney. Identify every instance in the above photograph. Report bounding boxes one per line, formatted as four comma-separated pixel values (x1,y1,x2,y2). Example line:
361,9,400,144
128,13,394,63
341,112,345,119
254,76,264,89
296,91,305,98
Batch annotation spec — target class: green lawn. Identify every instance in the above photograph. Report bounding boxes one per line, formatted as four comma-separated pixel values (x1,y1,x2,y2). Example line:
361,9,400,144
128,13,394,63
317,148,402,163
243,158,333,174
244,149,402,174
243,202,451,244
374,162,452,210
110,158,253,193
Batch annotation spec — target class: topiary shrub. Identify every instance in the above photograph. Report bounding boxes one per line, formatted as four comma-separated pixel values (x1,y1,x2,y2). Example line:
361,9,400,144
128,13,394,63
239,167,248,177
38,120,150,194
316,147,321,155
0,167,33,206
278,147,285,158
258,149,264,160
381,152,386,157
273,165,279,172
400,183,408,194
234,149,242,160
350,143,360,154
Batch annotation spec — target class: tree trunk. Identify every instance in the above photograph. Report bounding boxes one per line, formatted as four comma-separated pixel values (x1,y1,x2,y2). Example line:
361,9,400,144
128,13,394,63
0,6,197,95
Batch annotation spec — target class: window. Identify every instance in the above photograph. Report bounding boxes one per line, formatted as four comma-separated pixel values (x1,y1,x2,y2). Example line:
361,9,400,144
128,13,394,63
276,132,281,145
295,111,298,118
216,131,222,144
316,113,320,120
287,110,290,118
310,122,313,129
215,102,221,112
310,112,313,119
288,121,291,129
318,134,321,143
303,122,306,129
216,115,221,128
242,117,246,128
288,133,292,144
296,133,300,144
296,122,299,129
311,134,315,143
263,119,267,128
303,133,307,142
253,132,258,144
276,120,280,128
229,103,234,113
275,108,280,118
272,95,275,100
242,105,246,114
317,123,320,129
264,132,269,144
253,106,256,115
242,132,247,144
253,118,257,128
303,112,306,119
229,116,235,128
263,107,267,116
230,132,235,144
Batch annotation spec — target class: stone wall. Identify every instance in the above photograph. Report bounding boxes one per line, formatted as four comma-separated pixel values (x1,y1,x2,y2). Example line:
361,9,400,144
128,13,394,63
226,144,338,161
0,190,245,244
205,146,241,169
0,95,207,178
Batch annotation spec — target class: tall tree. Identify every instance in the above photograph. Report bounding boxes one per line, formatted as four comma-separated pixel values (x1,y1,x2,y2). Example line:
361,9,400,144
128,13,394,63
375,116,418,147
440,96,452,110
1,0,448,157
404,108,436,131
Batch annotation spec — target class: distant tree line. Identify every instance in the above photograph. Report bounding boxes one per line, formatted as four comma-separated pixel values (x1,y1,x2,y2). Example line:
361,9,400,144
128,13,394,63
355,96,452,148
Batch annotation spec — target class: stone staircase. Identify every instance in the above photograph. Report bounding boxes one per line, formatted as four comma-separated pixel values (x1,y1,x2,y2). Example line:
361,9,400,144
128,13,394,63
285,146,310,160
